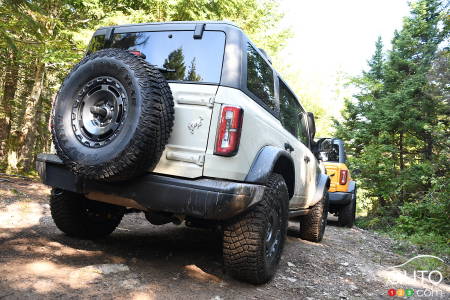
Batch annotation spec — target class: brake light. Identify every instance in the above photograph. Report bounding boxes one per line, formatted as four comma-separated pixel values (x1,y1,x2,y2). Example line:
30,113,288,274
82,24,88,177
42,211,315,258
339,169,348,185
214,105,243,156
129,50,146,59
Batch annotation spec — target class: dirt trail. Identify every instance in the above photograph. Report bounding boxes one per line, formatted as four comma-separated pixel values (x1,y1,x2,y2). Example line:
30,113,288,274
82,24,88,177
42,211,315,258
0,178,448,299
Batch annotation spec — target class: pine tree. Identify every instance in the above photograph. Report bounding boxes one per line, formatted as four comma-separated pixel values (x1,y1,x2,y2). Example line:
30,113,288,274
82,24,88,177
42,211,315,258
163,48,186,80
185,57,202,81
336,0,449,218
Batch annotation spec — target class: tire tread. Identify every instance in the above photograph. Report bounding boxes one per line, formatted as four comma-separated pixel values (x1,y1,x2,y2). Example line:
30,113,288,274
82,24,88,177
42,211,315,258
52,49,174,181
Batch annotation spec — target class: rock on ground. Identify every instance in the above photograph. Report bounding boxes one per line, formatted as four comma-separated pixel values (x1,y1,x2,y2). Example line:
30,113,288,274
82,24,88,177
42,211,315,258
0,178,448,299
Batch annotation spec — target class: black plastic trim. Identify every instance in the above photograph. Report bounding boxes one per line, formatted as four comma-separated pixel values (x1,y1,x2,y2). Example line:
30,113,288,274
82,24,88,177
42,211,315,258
311,173,330,206
36,154,265,220
289,208,310,218
245,146,295,197
328,192,352,206
193,23,206,39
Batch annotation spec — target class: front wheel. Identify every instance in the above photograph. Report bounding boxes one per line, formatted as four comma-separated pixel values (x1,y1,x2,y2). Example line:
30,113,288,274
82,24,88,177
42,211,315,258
50,188,125,239
299,189,329,242
223,173,289,284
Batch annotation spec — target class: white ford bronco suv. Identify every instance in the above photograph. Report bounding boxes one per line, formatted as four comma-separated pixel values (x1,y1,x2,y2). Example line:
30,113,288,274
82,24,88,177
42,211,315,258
37,21,330,284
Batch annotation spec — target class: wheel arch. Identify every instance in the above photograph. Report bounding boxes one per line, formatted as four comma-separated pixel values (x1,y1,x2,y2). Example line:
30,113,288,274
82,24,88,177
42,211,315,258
245,146,295,198
310,173,331,206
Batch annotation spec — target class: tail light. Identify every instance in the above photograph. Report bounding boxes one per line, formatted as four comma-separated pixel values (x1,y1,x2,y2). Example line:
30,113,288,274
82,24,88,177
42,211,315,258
214,105,243,156
129,50,146,59
339,169,348,185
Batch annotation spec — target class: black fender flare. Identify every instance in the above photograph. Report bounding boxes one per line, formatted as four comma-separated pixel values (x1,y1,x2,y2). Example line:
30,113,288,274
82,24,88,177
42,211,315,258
311,173,331,206
347,180,356,193
245,146,295,198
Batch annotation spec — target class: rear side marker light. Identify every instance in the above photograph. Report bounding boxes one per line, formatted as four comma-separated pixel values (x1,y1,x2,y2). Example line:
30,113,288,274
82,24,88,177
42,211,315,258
214,105,243,156
339,169,348,185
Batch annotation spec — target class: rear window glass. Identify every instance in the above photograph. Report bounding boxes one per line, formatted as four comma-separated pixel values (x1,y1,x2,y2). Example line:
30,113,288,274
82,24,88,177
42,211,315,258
109,31,225,83
321,144,340,162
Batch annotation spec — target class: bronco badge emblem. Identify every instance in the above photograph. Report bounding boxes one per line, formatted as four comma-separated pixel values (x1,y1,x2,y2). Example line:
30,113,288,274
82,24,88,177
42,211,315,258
188,116,204,134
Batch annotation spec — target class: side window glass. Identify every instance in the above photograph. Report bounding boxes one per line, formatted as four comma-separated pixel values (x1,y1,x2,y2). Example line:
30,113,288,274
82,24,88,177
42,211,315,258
279,81,299,136
87,35,105,54
299,114,310,146
247,44,276,111
279,80,310,146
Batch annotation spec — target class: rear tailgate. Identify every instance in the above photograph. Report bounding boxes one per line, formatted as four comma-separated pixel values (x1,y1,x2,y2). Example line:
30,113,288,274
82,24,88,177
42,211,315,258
92,29,227,178
153,83,217,178
323,163,339,192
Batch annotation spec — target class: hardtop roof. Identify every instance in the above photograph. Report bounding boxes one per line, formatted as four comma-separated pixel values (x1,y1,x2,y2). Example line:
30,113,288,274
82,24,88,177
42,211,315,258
93,21,307,114
97,20,241,31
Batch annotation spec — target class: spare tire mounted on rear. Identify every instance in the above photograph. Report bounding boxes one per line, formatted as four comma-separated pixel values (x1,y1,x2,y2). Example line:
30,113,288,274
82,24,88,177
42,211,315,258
52,49,174,181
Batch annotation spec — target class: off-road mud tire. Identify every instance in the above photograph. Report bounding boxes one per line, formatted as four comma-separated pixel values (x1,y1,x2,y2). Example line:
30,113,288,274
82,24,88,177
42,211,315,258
52,49,174,181
299,189,329,242
338,188,356,228
50,188,125,239
223,173,289,284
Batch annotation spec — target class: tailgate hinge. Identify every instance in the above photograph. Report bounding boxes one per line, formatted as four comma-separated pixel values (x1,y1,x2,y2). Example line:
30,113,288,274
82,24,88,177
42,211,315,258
166,151,205,166
208,96,215,108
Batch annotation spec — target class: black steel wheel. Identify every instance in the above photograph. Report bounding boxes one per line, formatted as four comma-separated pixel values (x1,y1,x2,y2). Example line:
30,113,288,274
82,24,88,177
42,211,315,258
265,201,282,265
71,76,128,148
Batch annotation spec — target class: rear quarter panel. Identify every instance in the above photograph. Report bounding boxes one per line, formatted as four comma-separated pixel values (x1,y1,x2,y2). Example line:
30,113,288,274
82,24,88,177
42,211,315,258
203,86,319,209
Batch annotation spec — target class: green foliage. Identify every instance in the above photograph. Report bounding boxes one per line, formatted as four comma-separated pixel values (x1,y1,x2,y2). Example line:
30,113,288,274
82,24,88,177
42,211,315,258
185,58,202,81
0,0,289,173
163,48,186,80
339,0,449,257
394,177,450,238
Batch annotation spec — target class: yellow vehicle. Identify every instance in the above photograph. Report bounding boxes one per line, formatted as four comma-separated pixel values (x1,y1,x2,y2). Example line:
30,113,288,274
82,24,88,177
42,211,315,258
316,138,356,227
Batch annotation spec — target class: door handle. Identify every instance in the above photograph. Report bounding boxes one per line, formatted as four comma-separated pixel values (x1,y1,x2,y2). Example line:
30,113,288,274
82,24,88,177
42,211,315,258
304,156,310,163
284,143,294,152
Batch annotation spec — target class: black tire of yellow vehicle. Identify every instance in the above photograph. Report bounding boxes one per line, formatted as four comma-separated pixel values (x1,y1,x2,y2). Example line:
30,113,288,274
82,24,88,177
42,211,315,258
338,189,356,228
299,189,329,242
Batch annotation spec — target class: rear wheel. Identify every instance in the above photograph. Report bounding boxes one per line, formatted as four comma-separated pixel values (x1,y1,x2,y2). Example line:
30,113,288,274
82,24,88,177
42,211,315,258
50,188,125,239
223,173,289,284
338,188,356,228
299,189,329,242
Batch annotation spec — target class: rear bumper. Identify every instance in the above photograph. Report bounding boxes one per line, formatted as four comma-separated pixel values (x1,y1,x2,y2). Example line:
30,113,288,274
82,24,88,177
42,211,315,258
36,154,265,220
328,191,352,206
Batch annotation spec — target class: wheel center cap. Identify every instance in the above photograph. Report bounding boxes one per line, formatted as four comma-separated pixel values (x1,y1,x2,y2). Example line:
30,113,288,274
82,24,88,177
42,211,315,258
71,76,128,148
90,103,113,124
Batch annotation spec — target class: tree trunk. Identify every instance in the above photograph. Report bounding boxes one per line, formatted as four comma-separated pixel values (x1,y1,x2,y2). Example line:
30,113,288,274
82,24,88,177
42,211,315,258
398,131,405,204
0,51,19,162
424,132,433,161
19,61,45,172
399,131,405,170
15,66,36,128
